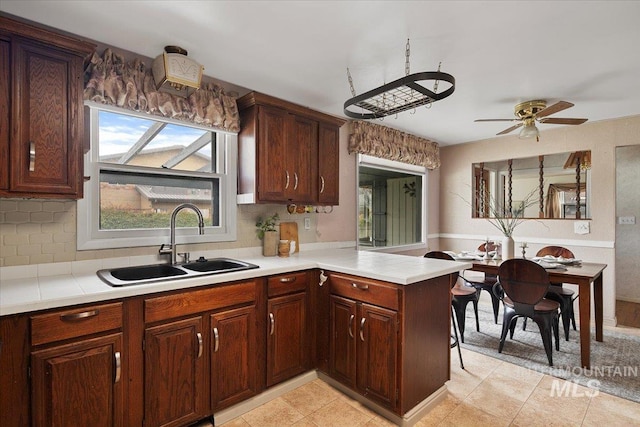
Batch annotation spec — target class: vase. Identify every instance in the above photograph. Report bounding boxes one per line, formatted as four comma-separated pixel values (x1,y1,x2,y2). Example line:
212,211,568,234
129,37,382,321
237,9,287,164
263,231,278,257
502,236,515,260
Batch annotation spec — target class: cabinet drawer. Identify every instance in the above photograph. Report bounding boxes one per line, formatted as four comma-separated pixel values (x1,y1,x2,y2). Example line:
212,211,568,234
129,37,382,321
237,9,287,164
31,302,123,346
329,273,399,310
268,271,308,297
145,280,257,323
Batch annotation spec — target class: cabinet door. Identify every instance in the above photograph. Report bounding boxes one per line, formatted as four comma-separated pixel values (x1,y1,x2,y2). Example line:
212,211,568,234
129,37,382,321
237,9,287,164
144,317,205,427
10,39,83,196
210,305,257,411
267,292,308,386
357,303,398,410
286,114,318,203
257,105,289,202
0,39,9,191
318,123,339,205
329,295,357,388
31,333,124,427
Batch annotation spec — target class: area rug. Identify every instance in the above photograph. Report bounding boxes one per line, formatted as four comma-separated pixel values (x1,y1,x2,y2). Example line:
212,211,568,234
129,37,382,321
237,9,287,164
459,304,640,403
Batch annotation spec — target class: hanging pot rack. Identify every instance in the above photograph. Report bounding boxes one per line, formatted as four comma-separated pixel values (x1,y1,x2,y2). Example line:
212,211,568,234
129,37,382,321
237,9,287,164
344,39,455,119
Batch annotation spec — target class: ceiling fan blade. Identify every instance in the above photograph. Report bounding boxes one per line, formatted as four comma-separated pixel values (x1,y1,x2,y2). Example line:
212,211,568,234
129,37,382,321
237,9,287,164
497,123,523,135
474,119,519,122
535,100,574,118
538,117,588,125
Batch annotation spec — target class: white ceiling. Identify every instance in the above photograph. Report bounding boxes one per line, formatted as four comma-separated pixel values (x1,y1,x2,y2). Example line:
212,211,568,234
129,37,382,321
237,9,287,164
3,1,640,146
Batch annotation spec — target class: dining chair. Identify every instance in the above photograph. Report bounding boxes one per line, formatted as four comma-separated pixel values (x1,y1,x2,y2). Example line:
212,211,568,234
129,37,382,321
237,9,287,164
425,251,479,345
494,259,560,366
524,246,577,340
460,242,500,324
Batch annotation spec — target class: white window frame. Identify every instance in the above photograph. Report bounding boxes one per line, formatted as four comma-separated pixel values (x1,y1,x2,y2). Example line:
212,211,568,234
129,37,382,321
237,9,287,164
356,154,428,253
77,103,238,250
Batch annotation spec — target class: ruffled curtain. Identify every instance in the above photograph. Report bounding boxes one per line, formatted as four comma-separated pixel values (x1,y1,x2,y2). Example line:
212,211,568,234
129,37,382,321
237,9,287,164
83,48,240,133
348,120,440,169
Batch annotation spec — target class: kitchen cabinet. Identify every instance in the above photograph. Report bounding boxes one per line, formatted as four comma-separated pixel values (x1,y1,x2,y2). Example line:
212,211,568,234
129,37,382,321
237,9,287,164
266,271,310,386
0,15,95,199
142,279,261,423
329,275,398,410
210,305,257,410
327,271,451,415
317,123,340,205
30,302,124,427
237,91,345,205
144,316,205,427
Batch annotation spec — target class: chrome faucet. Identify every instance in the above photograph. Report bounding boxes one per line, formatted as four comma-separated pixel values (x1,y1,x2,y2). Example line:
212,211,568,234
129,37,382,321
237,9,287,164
159,203,205,265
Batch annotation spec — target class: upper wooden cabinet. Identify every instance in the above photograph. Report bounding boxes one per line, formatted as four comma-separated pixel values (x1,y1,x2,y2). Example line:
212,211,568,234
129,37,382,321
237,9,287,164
237,91,346,205
0,14,95,199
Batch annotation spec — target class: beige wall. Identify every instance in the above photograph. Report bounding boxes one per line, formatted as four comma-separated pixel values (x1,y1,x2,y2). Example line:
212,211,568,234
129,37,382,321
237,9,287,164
438,114,640,325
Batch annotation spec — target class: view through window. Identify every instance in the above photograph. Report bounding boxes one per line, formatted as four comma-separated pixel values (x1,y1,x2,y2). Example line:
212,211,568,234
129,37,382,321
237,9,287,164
358,155,426,248
77,106,237,250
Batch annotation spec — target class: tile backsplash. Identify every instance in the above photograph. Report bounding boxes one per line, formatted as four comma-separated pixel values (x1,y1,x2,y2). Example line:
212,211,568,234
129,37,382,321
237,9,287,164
0,199,318,267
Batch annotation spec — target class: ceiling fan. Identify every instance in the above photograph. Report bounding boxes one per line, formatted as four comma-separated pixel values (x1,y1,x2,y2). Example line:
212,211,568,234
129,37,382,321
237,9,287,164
475,100,588,141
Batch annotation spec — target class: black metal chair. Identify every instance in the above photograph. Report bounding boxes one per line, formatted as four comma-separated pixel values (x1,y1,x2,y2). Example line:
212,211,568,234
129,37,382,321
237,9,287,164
425,251,479,344
523,246,577,341
494,259,560,366
461,242,500,324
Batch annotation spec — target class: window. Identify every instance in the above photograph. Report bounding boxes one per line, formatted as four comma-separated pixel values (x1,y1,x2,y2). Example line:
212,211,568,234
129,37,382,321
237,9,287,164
77,105,237,250
357,155,427,250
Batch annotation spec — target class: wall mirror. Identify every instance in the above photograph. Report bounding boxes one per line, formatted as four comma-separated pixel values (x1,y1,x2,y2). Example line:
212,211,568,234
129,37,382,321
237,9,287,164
472,151,591,220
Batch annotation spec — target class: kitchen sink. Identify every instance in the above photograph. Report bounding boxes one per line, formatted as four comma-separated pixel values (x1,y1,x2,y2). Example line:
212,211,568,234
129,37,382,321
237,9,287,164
97,257,259,287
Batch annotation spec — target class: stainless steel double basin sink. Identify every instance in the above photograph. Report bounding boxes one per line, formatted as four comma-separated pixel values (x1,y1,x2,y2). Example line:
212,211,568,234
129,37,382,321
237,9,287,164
97,258,260,287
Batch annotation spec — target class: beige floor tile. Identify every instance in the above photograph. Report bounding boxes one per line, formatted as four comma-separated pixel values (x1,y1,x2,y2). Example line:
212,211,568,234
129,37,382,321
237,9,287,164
446,368,484,400
479,366,542,402
291,418,319,427
306,398,375,427
581,392,640,426
218,417,250,427
281,380,340,416
437,401,510,427
240,397,304,427
415,394,461,426
464,380,525,420
510,402,582,427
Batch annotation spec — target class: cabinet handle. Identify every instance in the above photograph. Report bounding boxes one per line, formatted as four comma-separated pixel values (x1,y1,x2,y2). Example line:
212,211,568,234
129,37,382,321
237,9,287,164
293,172,299,190
269,313,275,336
360,317,366,342
351,282,369,290
29,142,36,172
320,176,325,194
285,170,290,189
348,314,355,339
213,327,219,353
114,351,121,383
60,309,100,322
196,332,203,358
319,270,328,287
279,276,297,283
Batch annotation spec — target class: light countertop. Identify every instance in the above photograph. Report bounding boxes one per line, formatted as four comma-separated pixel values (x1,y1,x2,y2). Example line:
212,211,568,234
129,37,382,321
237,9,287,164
0,247,470,316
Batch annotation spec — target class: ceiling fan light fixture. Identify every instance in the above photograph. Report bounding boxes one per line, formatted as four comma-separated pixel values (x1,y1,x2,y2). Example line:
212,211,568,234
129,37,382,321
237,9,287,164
518,120,540,141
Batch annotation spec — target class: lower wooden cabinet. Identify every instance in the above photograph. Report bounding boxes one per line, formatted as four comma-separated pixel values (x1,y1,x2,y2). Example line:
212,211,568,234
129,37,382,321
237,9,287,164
211,306,258,410
28,302,125,427
329,295,398,410
267,291,308,386
327,271,450,415
144,316,206,427
266,271,310,387
31,333,124,427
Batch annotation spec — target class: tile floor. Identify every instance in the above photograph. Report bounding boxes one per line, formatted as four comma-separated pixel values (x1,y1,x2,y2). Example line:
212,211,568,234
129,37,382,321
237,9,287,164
218,347,640,426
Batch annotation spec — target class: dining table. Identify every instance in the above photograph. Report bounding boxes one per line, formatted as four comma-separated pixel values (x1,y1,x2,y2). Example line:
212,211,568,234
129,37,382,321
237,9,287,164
463,257,607,369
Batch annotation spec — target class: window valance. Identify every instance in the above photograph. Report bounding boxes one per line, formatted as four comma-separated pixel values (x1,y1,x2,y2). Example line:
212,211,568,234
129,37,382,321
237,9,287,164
83,48,240,133
348,120,440,169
